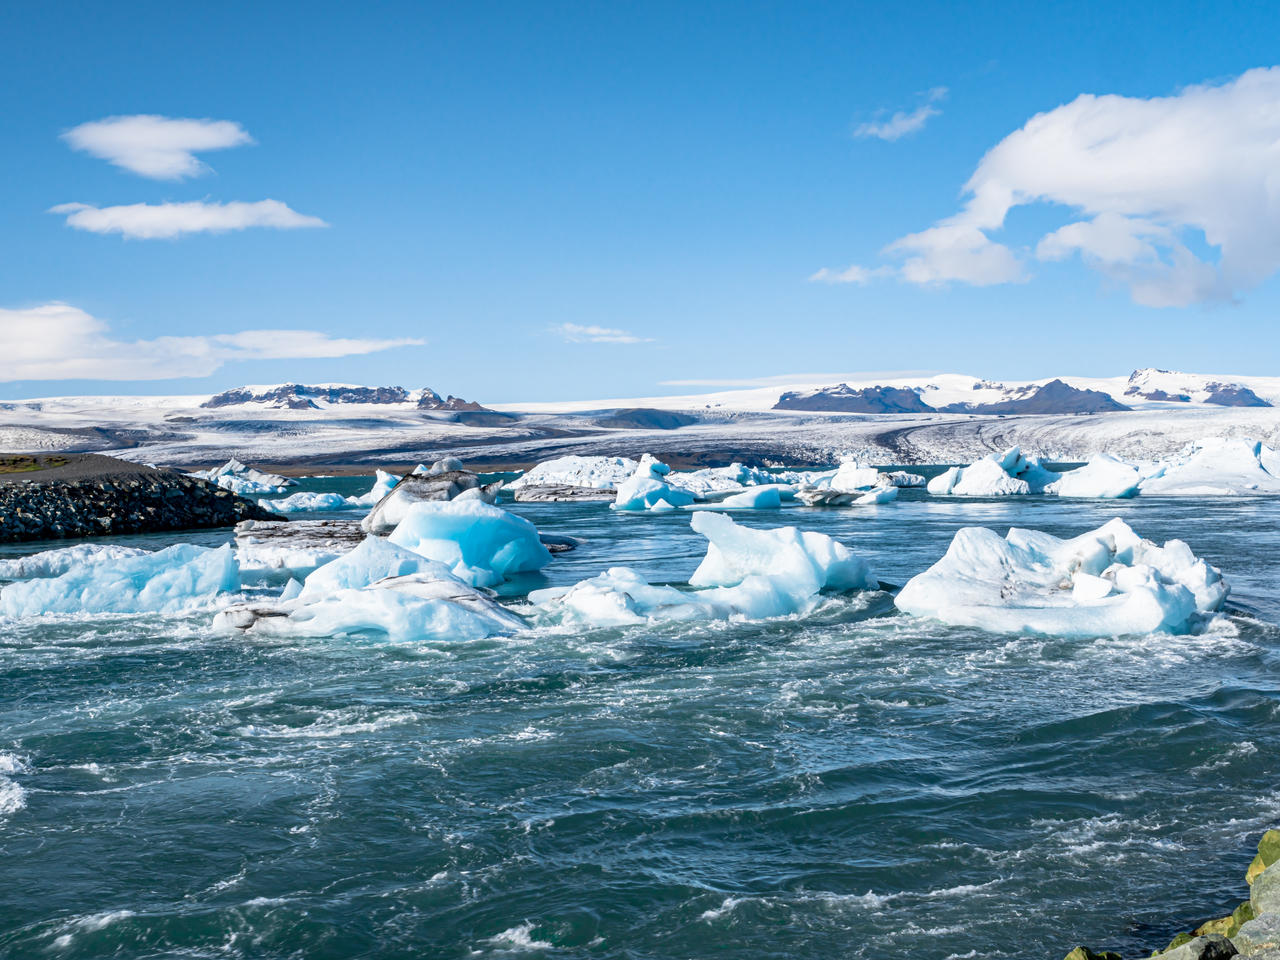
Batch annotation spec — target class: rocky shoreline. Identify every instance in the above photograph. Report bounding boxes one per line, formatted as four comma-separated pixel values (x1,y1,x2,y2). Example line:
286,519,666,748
0,454,281,543
1068,831,1280,960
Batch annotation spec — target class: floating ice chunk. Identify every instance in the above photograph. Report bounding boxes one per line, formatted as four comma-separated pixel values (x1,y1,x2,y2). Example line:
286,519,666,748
190,458,293,496
1,543,240,617
531,514,877,626
689,486,783,510
690,511,878,594
1137,437,1280,496
884,471,927,487
894,517,1227,636
795,459,899,506
298,536,456,598
345,470,401,507
388,500,552,587
362,471,501,534
214,570,525,641
234,518,362,580
0,543,149,580
413,457,466,476
612,456,696,511
506,455,638,491
1044,454,1140,498
259,491,351,512
927,446,1051,496
830,461,883,492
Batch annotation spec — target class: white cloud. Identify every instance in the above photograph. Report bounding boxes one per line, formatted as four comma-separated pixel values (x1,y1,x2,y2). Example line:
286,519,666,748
851,67,1280,305
61,115,253,179
0,303,423,381
553,323,654,344
808,264,894,285
854,87,947,141
50,200,328,239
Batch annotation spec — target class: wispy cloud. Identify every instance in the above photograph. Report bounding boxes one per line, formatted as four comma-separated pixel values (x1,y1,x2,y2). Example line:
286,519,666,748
0,303,422,381
50,200,328,239
61,115,253,179
854,87,947,141
553,322,654,344
808,264,894,285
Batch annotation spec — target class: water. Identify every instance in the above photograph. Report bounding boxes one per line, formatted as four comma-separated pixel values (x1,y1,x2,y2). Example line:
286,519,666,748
3,479,1280,959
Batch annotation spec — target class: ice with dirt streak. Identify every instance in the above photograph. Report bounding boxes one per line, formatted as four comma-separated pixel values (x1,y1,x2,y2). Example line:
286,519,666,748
894,517,1227,636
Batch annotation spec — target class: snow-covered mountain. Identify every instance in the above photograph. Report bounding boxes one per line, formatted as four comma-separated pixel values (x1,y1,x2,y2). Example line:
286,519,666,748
202,383,487,411
775,378,1132,415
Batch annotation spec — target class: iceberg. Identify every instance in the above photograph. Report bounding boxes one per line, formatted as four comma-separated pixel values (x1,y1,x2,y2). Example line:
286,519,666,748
506,455,638,491
689,486,783,510
259,491,351,513
0,543,149,580
531,513,877,626
214,571,525,641
190,458,294,496
1137,437,1280,496
234,518,363,580
926,446,1059,497
894,517,1227,636
388,499,552,587
884,471,927,488
362,470,501,534
1044,454,1141,498
612,456,696,511
1,543,240,617
345,469,401,507
296,535,454,597
795,460,899,506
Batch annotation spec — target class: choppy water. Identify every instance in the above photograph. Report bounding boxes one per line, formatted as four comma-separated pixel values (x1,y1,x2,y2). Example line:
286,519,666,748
3,476,1280,960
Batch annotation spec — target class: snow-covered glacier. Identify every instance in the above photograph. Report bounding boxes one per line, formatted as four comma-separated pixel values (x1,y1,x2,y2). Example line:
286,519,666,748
894,517,1227,636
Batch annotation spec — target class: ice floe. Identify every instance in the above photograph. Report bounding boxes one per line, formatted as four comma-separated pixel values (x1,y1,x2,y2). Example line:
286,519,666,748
0,543,149,580
259,491,350,512
531,513,877,625
387,499,552,587
506,455,638,491
362,469,501,534
894,517,1227,636
190,459,294,496
795,460,899,506
1136,437,1280,496
612,456,696,511
1043,454,1141,498
0,543,240,617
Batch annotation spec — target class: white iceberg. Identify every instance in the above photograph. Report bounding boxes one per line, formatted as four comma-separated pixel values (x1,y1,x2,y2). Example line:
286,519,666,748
296,536,453,597
894,517,1227,636
531,513,877,626
345,470,401,507
689,486,784,510
0,543,149,580
884,471,927,488
1,543,240,617
190,458,294,496
795,460,899,506
1044,454,1141,498
1137,437,1280,496
388,499,552,587
259,491,351,513
612,456,696,511
505,455,638,491
926,446,1060,497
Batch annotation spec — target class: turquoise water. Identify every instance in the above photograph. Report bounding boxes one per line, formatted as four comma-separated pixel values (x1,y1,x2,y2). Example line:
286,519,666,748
2,479,1279,959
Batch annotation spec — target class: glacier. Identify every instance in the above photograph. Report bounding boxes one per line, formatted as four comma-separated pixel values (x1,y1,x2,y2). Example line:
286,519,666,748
387,500,552,587
1,543,240,617
894,517,1227,636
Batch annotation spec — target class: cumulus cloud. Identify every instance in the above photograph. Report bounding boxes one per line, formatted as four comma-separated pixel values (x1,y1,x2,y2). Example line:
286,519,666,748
840,67,1280,306
50,200,328,239
854,87,947,141
0,303,423,381
553,323,654,344
61,115,253,179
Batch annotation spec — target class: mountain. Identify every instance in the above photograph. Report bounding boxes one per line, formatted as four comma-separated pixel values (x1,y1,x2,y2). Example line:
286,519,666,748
940,379,1131,415
202,384,489,412
773,384,934,413
1123,369,1272,407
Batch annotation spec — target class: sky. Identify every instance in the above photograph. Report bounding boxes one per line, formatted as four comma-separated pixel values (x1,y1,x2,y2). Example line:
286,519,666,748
3,0,1280,402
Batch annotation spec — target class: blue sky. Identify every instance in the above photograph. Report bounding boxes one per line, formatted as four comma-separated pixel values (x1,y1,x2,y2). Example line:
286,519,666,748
3,1,1280,401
